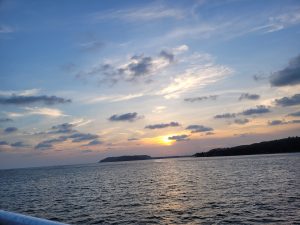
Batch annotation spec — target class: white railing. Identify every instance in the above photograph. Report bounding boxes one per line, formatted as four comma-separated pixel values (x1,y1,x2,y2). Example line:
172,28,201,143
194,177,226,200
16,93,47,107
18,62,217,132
0,210,69,225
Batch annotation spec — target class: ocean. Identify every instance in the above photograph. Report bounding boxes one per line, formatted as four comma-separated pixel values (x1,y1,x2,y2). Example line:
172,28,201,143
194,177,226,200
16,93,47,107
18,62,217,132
0,153,299,224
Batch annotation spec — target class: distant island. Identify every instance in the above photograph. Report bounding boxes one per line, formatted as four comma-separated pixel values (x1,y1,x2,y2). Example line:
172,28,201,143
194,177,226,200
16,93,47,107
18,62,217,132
194,137,300,157
99,155,189,163
99,155,152,163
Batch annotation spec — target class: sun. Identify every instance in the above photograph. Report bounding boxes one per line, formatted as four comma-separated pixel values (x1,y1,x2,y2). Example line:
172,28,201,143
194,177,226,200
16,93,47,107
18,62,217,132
160,135,175,146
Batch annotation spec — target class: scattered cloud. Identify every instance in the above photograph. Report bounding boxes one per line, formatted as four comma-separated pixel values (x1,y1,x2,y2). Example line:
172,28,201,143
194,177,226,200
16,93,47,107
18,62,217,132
184,95,218,103
4,127,17,133
168,134,189,142
0,141,9,145
152,106,166,113
239,93,260,101
270,55,300,87
241,105,270,115
268,119,300,126
24,107,67,117
81,150,93,153
50,123,76,134
87,93,144,104
79,40,104,52
11,141,29,148
234,118,250,125
275,94,300,107
214,113,236,119
186,125,213,133
158,56,232,99
69,133,99,143
0,25,14,34
0,95,71,105
288,111,300,117
128,138,139,141
35,136,68,150
90,4,186,22
82,139,102,146
205,132,215,136
0,118,13,123
109,112,141,122
145,122,180,129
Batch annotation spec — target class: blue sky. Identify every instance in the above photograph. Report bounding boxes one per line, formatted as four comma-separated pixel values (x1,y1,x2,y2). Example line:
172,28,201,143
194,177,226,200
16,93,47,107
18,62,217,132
0,0,300,169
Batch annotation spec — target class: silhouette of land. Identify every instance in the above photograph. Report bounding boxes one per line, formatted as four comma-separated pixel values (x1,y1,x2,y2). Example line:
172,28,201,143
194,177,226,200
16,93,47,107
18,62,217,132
194,137,300,157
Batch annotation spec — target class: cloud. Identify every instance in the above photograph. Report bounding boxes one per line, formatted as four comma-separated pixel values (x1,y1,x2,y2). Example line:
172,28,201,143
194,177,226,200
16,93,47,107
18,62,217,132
109,112,141,122
159,50,174,63
234,118,250,124
214,113,236,119
239,93,260,101
50,123,76,134
0,95,71,105
184,95,218,102
0,118,13,123
91,4,185,22
35,136,68,150
76,50,173,84
268,119,300,126
82,139,102,146
81,150,93,153
241,105,271,115
87,93,144,104
24,107,67,117
168,134,189,142
186,125,213,133
4,127,17,133
0,25,14,33
79,40,104,52
11,141,29,148
275,94,300,107
288,111,300,117
205,132,215,136
68,133,99,143
128,138,139,141
0,141,9,145
145,122,180,129
158,54,232,99
270,55,300,87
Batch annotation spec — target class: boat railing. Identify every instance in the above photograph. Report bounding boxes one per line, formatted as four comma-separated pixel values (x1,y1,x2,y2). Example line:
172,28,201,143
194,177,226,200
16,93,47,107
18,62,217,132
0,210,69,225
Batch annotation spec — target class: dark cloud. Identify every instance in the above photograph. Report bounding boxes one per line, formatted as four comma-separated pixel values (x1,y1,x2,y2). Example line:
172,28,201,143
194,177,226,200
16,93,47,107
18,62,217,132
241,105,270,115
11,141,29,147
275,94,300,107
168,134,189,142
160,50,174,63
206,132,215,135
234,118,250,124
214,113,236,119
0,118,13,123
253,74,267,81
186,125,213,133
270,55,300,86
127,55,153,79
128,138,139,141
50,123,76,134
109,112,140,122
0,141,9,145
35,136,68,150
239,93,260,101
82,139,102,146
0,95,71,105
145,122,180,129
4,127,17,133
288,111,300,117
69,133,99,143
184,95,218,103
268,119,300,126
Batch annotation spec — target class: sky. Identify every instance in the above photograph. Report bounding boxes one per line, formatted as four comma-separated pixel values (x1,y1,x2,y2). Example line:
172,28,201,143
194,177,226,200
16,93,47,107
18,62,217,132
0,0,300,169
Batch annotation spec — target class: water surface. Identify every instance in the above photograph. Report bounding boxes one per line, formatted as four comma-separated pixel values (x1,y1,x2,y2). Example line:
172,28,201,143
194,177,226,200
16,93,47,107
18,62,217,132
0,153,299,224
